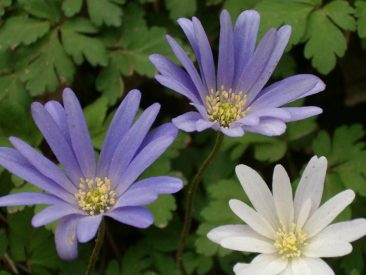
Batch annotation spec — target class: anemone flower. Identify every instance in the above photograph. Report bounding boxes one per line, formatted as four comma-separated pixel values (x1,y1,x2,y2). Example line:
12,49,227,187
150,10,325,137
0,89,182,260
207,156,366,275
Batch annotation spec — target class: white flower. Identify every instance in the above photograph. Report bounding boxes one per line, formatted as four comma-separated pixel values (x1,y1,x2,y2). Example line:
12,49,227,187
207,156,366,275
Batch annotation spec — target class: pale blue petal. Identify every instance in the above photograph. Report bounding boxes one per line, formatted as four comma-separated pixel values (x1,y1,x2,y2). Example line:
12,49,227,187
0,192,62,206
76,215,103,243
55,215,81,260
106,207,153,228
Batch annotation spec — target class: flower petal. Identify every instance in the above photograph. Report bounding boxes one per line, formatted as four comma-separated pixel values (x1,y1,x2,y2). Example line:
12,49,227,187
303,189,355,238
221,236,275,253
235,164,278,228
293,156,327,221
10,137,76,193
229,199,275,239
98,89,141,176
63,88,96,179
233,254,288,275
31,102,83,184
114,187,158,208
221,126,245,137
0,192,62,206
32,204,81,227
272,165,294,226
129,176,183,194
280,106,323,122
116,135,176,194
303,239,352,257
44,101,70,142
55,215,81,260
313,218,366,243
108,103,160,188
207,224,267,244
244,118,287,136
302,258,335,275
233,10,260,84
76,215,103,243
196,119,215,132
291,258,311,275
106,206,153,228
217,10,235,89
0,148,74,203
172,111,202,132
251,75,325,109
166,35,206,98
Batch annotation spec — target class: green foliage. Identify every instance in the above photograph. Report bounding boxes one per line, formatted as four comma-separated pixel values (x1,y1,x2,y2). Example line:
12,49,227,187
356,0,366,38
165,0,197,20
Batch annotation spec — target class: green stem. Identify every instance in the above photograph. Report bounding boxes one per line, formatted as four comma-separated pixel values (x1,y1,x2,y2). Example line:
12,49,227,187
85,219,106,275
176,132,224,275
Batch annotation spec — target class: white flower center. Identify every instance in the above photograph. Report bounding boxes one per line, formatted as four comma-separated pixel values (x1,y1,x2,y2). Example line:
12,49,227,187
205,87,250,128
274,223,308,259
75,177,116,215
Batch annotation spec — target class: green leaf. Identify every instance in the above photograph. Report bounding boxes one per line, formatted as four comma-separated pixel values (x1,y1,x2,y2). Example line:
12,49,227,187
255,0,315,45
356,1,366,38
20,31,75,95
87,0,123,27
223,0,260,18
313,124,366,196
96,62,124,104
62,0,83,17
304,9,347,74
61,18,108,66
0,0,11,17
17,0,61,24
165,0,196,20
0,230,8,257
183,252,213,275
324,0,356,31
148,195,177,228
0,16,50,49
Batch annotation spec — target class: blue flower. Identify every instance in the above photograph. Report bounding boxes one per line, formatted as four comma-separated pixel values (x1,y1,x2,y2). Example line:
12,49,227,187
0,89,182,260
150,10,325,137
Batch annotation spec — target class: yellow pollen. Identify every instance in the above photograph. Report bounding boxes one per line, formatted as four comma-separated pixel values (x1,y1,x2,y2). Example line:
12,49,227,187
75,177,116,215
205,86,249,128
274,223,308,259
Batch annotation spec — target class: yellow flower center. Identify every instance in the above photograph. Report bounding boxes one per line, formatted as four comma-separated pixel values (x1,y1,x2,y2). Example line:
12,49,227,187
274,223,308,259
75,177,116,215
205,87,249,128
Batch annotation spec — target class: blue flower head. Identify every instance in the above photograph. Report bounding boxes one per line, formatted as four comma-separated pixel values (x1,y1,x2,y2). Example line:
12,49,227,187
150,10,325,137
0,89,182,260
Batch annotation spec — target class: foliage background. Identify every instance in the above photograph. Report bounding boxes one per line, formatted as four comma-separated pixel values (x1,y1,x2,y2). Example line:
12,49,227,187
0,0,366,274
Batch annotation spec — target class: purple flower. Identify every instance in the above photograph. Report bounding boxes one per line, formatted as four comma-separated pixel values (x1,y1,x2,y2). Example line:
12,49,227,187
0,89,182,260
150,10,325,137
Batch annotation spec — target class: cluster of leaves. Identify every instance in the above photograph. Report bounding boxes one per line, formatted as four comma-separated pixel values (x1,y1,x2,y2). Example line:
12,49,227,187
0,0,366,274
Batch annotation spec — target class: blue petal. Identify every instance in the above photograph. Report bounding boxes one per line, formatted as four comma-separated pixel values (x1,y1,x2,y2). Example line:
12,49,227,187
106,207,153,228
55,215,81,260
116,135,176,195
233,10,260,84
217,10,235,90
172,112,202,132
76,215,102,243
98,90,141,176
139,122,178,153
280,106,323,122
45,101,71,143
114,188,158,208
251,74,325,109
192,17,216,93
108,103,160,188
0,192,63,206
130,176,183,194
0,148,75,204
221,126,245,137
31,102,83,184
244,118,287,136
32,204,82,227
10,137,76,194
63,88,96,179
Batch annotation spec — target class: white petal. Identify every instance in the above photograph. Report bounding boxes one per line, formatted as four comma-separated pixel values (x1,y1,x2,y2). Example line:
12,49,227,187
229,199,275,239
303,239,352,257
302,258,335,275
207,224,266,244
293,156,327,222
313,218,366,243
291,258,311,275
235,164,278,228
272,165,294,226
296,199,311,228
279,267,293,275
221,236,276,253
303,189,355,237
233,254,288,275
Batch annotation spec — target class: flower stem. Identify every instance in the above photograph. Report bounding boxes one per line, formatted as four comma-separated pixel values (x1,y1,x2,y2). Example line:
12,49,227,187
176,132,224,274
85,219,106,275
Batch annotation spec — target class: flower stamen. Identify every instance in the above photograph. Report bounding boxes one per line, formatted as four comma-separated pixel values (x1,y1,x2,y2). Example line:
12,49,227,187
75,177,116,215
274,223,308,259
205,86,249,128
